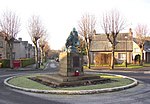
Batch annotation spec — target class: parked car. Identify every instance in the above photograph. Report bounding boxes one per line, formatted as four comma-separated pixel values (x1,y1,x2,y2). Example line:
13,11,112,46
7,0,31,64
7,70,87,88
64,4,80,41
55,57,59,62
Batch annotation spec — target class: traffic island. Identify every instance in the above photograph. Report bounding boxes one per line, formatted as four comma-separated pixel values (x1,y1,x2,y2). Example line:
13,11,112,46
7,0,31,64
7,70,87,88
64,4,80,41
4,73,138,95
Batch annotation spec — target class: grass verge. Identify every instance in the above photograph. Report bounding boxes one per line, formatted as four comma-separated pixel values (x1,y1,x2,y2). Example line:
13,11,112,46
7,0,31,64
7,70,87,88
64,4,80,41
7,74,134,91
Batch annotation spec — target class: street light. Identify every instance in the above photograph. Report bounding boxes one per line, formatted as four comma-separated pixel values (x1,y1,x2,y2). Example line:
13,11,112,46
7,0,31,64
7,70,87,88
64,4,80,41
125,36,128,67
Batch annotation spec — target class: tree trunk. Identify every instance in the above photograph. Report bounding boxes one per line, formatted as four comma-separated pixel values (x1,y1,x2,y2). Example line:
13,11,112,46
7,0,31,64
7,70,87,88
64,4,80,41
35,45,39,69
87,50,91,69
140,46,144,66
10,45,13,69
40,48,43,65
111,45,115,69
85,43,91,69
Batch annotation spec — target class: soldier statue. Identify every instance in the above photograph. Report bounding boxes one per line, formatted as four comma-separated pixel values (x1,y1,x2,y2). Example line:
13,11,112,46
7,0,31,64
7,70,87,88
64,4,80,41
65,28,80,52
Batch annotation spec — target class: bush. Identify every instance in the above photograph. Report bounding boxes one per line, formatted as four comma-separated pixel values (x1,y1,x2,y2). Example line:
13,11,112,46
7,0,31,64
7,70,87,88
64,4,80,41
0,58,35,68
20,58,35,67
134,54,141,64
0,59,10,68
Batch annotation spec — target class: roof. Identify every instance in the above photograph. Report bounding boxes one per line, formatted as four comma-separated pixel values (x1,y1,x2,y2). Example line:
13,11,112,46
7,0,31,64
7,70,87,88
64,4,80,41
144,41,150,52
90,33,133,52
133,38,150,52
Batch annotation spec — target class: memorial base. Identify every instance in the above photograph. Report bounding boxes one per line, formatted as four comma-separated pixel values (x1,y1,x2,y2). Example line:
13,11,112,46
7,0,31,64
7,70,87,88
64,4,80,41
59,51,84,77
31,73,110,87
30,50,111,88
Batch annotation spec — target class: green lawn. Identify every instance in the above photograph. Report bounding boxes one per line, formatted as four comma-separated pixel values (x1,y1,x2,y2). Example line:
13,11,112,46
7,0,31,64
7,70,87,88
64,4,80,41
8,75,51,90
115,63,150,68
8,74,134,91
115,64,144,69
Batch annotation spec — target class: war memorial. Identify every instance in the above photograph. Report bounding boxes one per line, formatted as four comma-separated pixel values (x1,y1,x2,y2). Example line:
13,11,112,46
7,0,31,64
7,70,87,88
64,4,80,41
4,28,138,95
31,28,110,88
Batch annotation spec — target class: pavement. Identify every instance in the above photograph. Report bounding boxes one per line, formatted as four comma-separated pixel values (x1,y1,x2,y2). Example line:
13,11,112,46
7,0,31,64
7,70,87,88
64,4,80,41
1,62,150,72
89,66,150,72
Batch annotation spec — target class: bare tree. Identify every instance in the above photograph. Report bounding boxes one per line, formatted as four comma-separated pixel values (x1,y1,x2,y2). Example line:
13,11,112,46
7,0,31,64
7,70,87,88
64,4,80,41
0,10,20,68
135,24,149,65
43,41,51,61
78,35,86,54
101,9,126,69
78,13,96,69
28,15,46,69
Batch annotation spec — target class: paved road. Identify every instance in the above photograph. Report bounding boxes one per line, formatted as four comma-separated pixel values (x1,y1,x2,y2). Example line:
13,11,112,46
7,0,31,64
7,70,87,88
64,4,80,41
0,60,150,104
0,61,65,104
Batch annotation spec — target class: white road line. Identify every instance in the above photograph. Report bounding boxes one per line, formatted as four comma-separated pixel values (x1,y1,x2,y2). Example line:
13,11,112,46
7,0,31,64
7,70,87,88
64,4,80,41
0,73,26,78
50,63,57,68
144,71,150,74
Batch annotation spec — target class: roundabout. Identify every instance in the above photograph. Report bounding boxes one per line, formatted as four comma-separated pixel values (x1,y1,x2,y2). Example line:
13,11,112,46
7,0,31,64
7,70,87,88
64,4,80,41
4,73,138,95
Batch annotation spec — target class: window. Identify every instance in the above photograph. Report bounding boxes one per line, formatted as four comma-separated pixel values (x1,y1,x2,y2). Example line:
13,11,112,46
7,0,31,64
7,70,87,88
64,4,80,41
12,52,15,59
118,53,126,60
134,48,140,52
0,54,2,59
0,41,3,48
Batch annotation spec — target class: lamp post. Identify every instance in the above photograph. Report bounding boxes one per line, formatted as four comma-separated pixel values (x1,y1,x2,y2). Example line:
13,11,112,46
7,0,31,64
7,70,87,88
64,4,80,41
125,36,128,67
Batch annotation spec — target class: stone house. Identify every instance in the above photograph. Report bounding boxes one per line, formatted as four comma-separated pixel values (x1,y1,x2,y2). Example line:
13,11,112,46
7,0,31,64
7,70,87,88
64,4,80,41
132,38,150,63
0,32,35,60
144,41,150,63
13,38,35,59
0,35,7,59
90,29,133,65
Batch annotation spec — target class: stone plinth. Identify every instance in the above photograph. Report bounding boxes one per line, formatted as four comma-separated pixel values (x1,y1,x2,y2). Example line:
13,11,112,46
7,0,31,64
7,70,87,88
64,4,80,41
32,74,110,87
59,51,84,77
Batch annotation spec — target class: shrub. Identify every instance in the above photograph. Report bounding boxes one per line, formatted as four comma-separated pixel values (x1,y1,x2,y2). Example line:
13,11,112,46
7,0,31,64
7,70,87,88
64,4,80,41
20,58,35,67
0,59,10,68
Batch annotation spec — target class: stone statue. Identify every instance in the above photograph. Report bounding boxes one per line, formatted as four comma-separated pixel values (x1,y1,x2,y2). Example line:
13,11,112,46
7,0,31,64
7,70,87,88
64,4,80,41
65,28,80,52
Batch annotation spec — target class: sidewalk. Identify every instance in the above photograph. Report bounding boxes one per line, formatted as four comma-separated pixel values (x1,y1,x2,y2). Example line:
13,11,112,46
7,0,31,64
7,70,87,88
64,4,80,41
89,66,150,72
18,64,37,71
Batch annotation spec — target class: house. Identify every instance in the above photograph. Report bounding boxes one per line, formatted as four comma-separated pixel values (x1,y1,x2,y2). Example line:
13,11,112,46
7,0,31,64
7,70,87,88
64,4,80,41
90,29,133,65
28,43,35,58
132,38,150,63
132,38,141,64
13,38,35,59
0,34,7,59
144,41,150,63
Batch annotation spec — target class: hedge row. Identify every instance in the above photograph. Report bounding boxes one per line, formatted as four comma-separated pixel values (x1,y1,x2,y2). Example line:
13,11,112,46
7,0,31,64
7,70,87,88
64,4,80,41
0,59,10,68
21,58,35,67
0,58,35,68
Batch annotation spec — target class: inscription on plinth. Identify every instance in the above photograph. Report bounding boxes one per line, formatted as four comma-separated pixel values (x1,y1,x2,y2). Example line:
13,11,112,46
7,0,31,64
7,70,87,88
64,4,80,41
59,52,83,77
73,56,80,68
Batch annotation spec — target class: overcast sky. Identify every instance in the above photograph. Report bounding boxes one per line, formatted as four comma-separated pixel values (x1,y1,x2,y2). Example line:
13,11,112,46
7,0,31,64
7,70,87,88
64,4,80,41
1,0,150,50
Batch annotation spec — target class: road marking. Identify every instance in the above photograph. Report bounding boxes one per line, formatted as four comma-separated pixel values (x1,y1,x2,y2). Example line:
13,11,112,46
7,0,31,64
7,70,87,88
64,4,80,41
50,63,57,68
130,75,150,79
144,71,150,74
0,73,26,78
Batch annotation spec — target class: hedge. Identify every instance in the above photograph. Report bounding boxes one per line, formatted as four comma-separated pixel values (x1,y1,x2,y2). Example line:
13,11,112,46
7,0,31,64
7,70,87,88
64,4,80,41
0,58,35,68
21,58,35,67
0,59,10,68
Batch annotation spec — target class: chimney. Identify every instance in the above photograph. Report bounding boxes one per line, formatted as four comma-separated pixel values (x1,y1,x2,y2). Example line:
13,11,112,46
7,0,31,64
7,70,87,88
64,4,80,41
18,38,22,41
129,28,133,36
93,29,96,35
